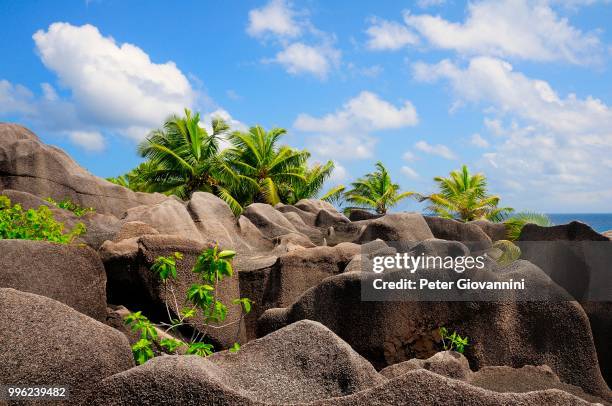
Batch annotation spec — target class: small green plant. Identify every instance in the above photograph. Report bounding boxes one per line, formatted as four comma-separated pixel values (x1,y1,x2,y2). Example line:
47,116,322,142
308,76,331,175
439,327,469,354
0,196,85,243
124,244,251,365
45,197,95,217
487,240,522,266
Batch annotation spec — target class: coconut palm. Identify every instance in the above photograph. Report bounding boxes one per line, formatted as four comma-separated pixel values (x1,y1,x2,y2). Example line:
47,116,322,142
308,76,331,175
224,126,309,206
422,164,512,222
283,161,336,204
343,162,414,214
135,108,242,212
504,212,553,240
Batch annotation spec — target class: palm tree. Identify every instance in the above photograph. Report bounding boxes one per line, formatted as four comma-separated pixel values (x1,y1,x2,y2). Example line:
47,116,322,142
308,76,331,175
224,126,309,206
284,161,336,204
343,162,414,215
504,212,552,240
422,164,512,222
135,108,242,212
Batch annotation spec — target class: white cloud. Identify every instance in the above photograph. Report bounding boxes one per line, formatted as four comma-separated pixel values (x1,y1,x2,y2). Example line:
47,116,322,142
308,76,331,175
403,150,418,162
404,0,602,64
33,23,195,132
247,0,301,38
365,18,418,51
401,165,420,179
295,91,418,133
0,23,242,152
415,140,457,159
329,161,348,182
0,80,34,115
274,42,340,79
247,1,341,79
470,133,489,148
413,57,612,137
417,0,446,7
415,56,612,211
294,91,418,159
68,131,105,152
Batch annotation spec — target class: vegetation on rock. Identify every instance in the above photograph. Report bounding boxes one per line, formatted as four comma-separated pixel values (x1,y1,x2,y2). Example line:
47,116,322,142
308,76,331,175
45,197,95,217
439,327,469,354
124,244,251,365
0,196,85,243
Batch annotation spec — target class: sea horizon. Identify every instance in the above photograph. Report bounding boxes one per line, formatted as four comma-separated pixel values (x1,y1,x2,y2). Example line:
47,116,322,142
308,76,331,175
547,213,612,233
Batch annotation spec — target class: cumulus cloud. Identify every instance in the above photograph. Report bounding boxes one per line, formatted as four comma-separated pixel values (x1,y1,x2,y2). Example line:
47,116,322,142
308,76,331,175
365,18,418,51
0,23,243,152
295,91,418,133
417,0,447,7
404,0,602,64
413,57,612,137
274,42,340,78
68,131,105,152
415,140,457,159
401,165,420,179
414,56,612,211
247,0,341,79
247,0,302,38
294,91,418,159
470,133,490,148
33,23,195,132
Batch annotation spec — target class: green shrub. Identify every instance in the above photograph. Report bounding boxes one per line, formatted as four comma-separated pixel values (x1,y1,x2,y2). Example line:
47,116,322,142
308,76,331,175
439,327,469,354
124,244,251,365
0,196,86,243
45,197,95,217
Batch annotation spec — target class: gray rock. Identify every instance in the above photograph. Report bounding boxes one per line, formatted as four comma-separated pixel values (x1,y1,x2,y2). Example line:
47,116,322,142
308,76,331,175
0,288,134,398
0,123,166,217
0,240,107,320
356,213,434,243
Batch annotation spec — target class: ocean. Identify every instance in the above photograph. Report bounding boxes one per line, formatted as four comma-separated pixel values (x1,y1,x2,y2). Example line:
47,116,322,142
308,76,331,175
547,213,612,233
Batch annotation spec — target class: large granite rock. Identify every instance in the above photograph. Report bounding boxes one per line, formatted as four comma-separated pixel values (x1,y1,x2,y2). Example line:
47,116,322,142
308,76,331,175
0,123,166,217
237,243,360,340
84,320,385,405
83,321,602,406
425,216,492,248
519,221,609,242
518,221,612,386
258,260,611,400
0,288,134,398
0,239,107,320
470,219,508,241
355,213,434,243
100,234,245,349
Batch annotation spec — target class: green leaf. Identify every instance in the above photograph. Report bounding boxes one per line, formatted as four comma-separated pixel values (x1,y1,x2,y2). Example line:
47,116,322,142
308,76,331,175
229,342,241,353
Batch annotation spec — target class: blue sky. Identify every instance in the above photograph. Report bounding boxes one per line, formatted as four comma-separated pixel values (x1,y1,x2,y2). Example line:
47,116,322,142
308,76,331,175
1,0,611,212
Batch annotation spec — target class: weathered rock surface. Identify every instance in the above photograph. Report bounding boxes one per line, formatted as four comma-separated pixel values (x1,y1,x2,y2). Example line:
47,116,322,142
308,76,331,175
471,219,508,241
518,221,612,386
355,213,434,243
519,221,609,241
101,234,245,348
258,260,611,401
425,216,492,248
0,239,107,320
85,320,385,405
381,351,606,404
347,208,382,221
83,322,603,406
0,123,166,216
0,288,134,398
